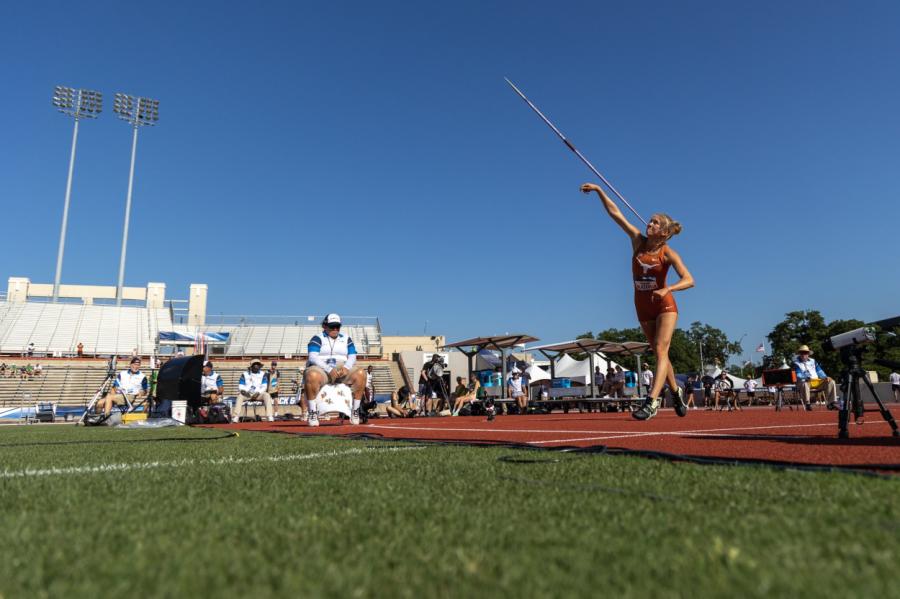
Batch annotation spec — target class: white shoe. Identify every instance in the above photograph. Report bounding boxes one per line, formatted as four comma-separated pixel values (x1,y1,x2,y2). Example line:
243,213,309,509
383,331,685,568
350,410,360,425
267,416,275,422
308,411,319,427
231,417,240,424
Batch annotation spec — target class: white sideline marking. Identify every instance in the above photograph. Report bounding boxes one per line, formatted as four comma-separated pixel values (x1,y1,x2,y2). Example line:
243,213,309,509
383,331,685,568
366,425,654,435
0,446,424,480
529,421,886,445
367,421,842,440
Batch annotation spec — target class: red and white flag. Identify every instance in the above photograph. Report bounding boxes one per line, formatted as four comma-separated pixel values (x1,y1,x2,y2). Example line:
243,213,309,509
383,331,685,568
756,343,765,353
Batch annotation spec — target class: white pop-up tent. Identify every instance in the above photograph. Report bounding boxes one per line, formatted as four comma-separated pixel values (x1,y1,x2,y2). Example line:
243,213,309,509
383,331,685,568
553,353,624,382
525,365,551,384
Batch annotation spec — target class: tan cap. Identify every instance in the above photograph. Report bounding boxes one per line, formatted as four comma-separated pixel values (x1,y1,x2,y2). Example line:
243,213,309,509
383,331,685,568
796,345,812,354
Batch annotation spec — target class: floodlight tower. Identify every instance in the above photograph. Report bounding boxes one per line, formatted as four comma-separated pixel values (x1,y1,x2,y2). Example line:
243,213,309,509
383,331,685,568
112,93,159,306
51,86,103,302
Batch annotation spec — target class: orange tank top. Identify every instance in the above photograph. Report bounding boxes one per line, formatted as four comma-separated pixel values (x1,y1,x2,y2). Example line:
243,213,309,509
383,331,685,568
632,242,670,292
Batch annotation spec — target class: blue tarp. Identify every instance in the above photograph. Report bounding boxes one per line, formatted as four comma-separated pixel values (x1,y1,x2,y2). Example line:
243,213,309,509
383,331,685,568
159,331,230,343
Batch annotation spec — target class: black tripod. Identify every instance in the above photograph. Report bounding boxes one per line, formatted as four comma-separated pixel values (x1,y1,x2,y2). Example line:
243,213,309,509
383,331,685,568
837,347,899,439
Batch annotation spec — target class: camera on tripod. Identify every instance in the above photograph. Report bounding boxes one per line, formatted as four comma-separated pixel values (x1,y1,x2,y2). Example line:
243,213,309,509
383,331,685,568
823,327,876,352
824,318,899,439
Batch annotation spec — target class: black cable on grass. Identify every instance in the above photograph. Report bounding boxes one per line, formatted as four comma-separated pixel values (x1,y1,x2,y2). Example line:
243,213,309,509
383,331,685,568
497,455,563,464
0,429,238,448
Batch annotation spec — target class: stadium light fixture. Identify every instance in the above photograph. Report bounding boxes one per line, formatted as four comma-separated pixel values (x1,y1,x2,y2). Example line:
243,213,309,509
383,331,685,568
112,93,159,306
51,86,103,302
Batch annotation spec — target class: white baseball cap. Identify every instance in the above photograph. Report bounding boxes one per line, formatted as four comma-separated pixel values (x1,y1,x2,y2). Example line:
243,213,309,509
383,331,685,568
324,313,342,326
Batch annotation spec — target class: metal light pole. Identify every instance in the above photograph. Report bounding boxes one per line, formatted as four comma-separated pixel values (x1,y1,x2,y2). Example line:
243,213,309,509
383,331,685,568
113,93,159,305
51,86,102,302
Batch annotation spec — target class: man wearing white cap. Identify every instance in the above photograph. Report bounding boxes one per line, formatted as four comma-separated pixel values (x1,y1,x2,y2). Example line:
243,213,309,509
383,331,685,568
233,359,274,422
304,313,368,426
792,345,837,411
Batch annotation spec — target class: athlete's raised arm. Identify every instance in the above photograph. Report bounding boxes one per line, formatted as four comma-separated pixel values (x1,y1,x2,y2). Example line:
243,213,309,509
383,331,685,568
581,183,641,244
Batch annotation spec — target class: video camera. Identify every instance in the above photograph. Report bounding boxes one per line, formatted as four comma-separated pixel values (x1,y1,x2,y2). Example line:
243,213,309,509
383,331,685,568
824,315,899,353
823,327,876,352
427,354,447,379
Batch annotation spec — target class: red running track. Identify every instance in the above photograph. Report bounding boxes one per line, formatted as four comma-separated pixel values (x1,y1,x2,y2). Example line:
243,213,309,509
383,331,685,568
209,407,900,472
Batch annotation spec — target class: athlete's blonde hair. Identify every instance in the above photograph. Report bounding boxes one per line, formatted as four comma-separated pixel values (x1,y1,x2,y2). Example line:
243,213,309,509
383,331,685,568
652,213,683,239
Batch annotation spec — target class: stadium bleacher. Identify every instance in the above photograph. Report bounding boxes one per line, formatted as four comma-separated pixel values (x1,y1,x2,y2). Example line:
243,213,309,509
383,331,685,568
212,323,382,357
0,301,171,356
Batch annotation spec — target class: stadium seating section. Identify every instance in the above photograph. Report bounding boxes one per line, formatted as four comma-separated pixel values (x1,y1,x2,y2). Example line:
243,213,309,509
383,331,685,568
0,301,382,358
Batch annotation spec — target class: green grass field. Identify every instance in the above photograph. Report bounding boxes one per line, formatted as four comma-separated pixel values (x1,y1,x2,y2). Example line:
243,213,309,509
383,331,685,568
0,424,897,598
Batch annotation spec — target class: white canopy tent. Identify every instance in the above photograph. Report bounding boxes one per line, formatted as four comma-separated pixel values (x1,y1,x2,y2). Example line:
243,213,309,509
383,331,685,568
525,365,551,384
553,353,624,382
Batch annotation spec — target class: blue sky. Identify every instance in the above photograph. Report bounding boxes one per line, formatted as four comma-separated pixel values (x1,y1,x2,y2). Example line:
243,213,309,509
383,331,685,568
2,1,899,365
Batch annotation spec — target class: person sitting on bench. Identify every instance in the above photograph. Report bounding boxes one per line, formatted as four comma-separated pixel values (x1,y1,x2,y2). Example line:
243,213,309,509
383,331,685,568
452,375,481,416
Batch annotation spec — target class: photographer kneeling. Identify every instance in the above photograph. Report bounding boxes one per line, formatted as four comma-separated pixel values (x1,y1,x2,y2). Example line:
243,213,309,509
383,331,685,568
793,345,837,412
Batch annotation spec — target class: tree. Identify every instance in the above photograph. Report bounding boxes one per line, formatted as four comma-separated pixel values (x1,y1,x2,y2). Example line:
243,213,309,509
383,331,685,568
684,321,742,371
592,324,734,375
767,310,828,366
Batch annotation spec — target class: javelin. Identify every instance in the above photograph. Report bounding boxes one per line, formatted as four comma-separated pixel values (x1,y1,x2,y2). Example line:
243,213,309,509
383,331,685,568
504,77,646,225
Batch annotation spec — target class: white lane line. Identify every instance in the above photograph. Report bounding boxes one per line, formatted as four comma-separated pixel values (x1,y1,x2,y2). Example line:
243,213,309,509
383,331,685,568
365,424,661,435
367,421,841,440
0,446,424,480
529,421,889,445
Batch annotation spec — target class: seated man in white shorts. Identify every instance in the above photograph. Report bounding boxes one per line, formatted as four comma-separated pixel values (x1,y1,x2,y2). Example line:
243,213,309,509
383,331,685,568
305,313,368,426
98,357,148,417
233,359,274,422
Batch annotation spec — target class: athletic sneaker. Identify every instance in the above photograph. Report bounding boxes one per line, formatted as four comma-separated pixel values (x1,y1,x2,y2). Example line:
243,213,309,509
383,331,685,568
672,387,688,418
486,406,496,422
350,410,360,426
267,416,275,422
632,397,659,421
308,410,320,427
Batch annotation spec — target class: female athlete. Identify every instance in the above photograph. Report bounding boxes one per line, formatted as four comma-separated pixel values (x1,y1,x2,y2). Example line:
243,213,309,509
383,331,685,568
581,183,695,420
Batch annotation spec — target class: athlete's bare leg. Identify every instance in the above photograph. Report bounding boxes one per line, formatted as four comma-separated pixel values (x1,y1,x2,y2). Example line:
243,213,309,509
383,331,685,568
640,312,679,399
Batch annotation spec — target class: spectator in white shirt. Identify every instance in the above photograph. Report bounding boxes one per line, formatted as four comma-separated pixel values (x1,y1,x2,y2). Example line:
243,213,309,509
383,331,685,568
99,357,148,417
508,371,527,414
201,361,225,404
743,378,758,404
890,371,900,403
234,359,274,422
640,367,654,396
